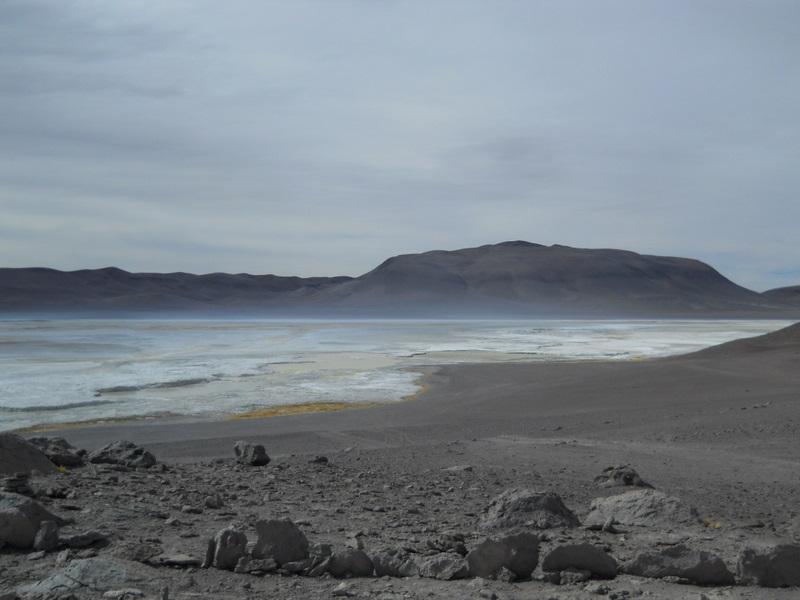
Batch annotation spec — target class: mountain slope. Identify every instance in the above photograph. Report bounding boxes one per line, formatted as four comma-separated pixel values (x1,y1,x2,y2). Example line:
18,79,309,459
763,285,800,306
304,242,786,317
0,267,351,313
0,242,796,317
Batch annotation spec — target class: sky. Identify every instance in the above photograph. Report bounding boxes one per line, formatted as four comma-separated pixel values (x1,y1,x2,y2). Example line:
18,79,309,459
1,1,798,291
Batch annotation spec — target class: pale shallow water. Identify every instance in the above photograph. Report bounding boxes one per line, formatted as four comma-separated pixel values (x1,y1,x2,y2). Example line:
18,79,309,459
0,319,791,431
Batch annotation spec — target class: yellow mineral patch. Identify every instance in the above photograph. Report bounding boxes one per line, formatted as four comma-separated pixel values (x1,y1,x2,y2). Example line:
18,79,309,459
227,401,380,421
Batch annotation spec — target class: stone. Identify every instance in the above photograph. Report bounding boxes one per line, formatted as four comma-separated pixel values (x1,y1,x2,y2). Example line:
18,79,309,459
560,568,592,584
233,441,270,466
426,532,467,555
149,553,202,567
480,488,580,530
467,532,539,579
0,491,67,549
418,553,470,580
623,544,734,585
112,541,162,564
252,518,308,565
18,558,148,595
1,473,33,496
27,437,85,468
594,465,651,489
33,520,59,552
584,489,699,529
211,527,247,570
88,441,156,469
329,548,374,578
332,582,354,597
103,590,145,599
371,548,419,577
61,530,109,548
0,433,58,476
737,541,800,587
542,544,618,579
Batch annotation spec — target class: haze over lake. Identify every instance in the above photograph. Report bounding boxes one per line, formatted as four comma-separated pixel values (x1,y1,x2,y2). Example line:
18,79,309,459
0,318,790,431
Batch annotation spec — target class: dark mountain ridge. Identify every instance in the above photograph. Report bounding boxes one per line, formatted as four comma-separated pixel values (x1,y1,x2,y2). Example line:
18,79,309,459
763,285,800,306
0,242,797,317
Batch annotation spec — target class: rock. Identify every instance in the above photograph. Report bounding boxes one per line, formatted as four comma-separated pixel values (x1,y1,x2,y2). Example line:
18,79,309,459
112,541,163,564
203,494,223,509
233,441,270,466
55,548,71,566
1,473,33,496
88,441,156,469
737,541,800,587
542,544,618,579
467,532,539,579
149,553,202,567
480,488,580,530
426,532,467,555
18,558,148,595
0,491,67,549
234,556,278,575
27,550,45,560
252,518,308,565
307,543,334,576
594,465,651,489
332,582,354,597
371,548,419,577
329,548,374,578
310,455,329,464
210,527,247,570
0,433,58,476
33,520,59,552
27,437,85,468
103,590,145,599
418,553,470,580
61,530,109,548
584,489,699,529
561,568,592,584
623,544,734,585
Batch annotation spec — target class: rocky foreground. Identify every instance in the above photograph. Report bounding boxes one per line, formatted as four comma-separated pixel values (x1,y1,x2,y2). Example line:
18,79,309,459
2,432,800,600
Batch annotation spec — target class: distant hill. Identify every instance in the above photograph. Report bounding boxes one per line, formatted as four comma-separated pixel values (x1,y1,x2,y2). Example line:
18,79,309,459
0,242,797,317
763,285,800,306
303,242,792,317
0,267,351,314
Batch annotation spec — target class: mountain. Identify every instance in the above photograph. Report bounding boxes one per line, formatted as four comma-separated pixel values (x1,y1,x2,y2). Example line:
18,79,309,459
763,285,800,306
302,241,791,317
0,267,351,315
0,242,796,317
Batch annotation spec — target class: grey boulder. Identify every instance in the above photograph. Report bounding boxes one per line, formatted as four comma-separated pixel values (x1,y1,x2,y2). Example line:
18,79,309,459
329,548,374,578
542,543,618,579
0,433,58,476
0,492,67,549
32,520,60,552
207,526,247,570
371,548,419,577
17,558,149,595
737,541,800,587
480,488,579,530
27,437,85,468
623,544,734,585
584,489,699,529
594,465,651,489
253,518,308,565
467,532,539,579
233,441,270,466
88,441,156,469
418,553,470,580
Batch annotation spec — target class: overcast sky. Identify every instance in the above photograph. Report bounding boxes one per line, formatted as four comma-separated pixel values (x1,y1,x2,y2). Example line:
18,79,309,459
1,1,798,290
